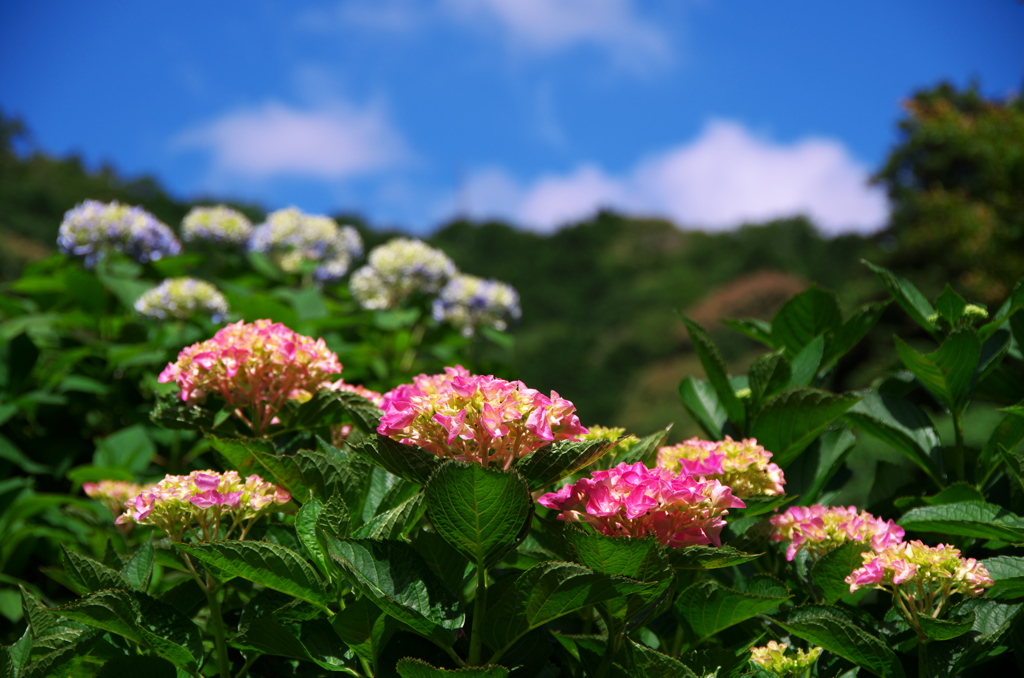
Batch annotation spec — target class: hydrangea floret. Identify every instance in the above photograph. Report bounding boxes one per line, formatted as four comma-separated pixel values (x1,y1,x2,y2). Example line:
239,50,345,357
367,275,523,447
770,504,905,561
84,480,147,518
846,540,993,623
116,470,290,541
538,462,745,548
57,200,181,267
350,237,456,310
134,277,230,322
749,641,823,678
378,365,587,468
431,273,522,336
657,436,785,498
158,319,343,434
249,207,363,283
181,205,253,246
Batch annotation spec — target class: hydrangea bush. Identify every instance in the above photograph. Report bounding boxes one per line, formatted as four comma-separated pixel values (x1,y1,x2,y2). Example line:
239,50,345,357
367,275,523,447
57,199,181,266
135,277,230,322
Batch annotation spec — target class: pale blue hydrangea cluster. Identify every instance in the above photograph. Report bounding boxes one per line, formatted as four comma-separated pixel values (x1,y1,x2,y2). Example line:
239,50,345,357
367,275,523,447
57,200,181,267
432,274,521,336
181,205,253,247
249,207,363,283
134,278,230,323
350,238,457,310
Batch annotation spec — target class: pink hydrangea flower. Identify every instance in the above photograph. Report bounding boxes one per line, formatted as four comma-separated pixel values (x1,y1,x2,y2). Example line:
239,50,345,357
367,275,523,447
158,319,343,434
84,480,147,519
116,470,291,541
846,540,993,597
378,365,588,468
657,436,785,498
538,462,745,548
770,505,905,561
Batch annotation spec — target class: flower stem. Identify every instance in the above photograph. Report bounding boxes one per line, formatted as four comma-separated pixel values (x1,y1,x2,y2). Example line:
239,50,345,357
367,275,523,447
468,563,488,665
203,573,232,678
952,406,966,483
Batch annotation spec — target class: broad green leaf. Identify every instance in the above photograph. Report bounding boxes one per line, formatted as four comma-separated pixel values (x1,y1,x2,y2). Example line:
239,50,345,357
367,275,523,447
751,388,860,466
668,545,762,570
949,599,1024,673
823,300,890,368
771,286,842,357
748,352,791,411
979,556,1024,598
788,335,824,387
898,501,1024,542
722,317,776,348
482,561,655,657
426,463,533,569
976,328,1011,386
811,541,867,604
324,537,464,648
280,388,381,433
315,439,378,520
922,482,985,505
619,639,699,678
233,617,340,669
935,284,969,326
979,278,1024,340
616,425,673,466
917,613,974,641
801,427,857,506
356,434,442,486
564,527,668,582
412,530,474,596
681,316,745,429
0,434,49,474
355,491,427,540
396,659,510,677
894,330,981,410
678,377,726,439
513,439,614,490
981,409,1024,470
331,597,383,664
734,493,793,518
122,541,154,593
296,497,345,581
179,541,331,611
61,546,129,595
844,391,944,487
770,606,905,678
864,260,936,337
0,627,30,677
676,579,789,642
93,424,155,474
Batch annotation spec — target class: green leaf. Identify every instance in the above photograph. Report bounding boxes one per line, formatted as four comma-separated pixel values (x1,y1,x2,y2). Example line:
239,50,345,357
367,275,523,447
824,300,890,368
122,541,154,593
0,434,49,474
898,501,1024,542
844,391,944,487
917,613,975,641
895,330,981,410
681,316,745,429
811,541,867,604
981,410,1024,470
61,546,130,595
513,439,615,491
676,579,789,642
801,427,857,506
355,491,427,540
564,527,668,582
482,561,656,657
178,541,332,611
864,260,936,337
748,352,791,411
279,388,382,433
619,640,699,678
677,377,726,439
356,434,442,486
95,655,177,678
323,537,465,648
771,286,842,357
93,424,155,474
771,605,905,678
296,497,343,581
722,317,776,348
616,425,673,467
935,284,969,326
788,335,824,387
751,388,860,466
980,278,1024,340
980,556,1024,599
667,545,762,570
233,617,350,671
331,597,383,663
396,659,510,678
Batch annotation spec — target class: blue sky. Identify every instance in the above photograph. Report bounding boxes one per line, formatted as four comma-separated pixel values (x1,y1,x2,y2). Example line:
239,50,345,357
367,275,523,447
2,1,1021,235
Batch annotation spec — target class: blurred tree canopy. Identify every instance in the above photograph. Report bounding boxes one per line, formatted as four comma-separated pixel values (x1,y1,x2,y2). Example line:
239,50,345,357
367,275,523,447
875,82,1024,303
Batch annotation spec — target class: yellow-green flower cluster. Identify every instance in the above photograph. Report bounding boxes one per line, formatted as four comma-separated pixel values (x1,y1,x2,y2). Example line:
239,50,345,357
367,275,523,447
134,277,230,322
249,207,363,283
749,641,822,677
350,237,456,310
657,436,785,497
181,205,253,246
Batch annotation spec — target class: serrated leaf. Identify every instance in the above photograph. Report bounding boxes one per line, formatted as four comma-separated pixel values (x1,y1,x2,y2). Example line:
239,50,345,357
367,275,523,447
564,528,668,582
811,541,868,604
355,491,427,540
396,659,510,677
864,260,936,337
61,545,130,595
678,377,727,439
917,613,974,640
894,330,981,410
770,606,905,678
722,317,776,348
331,597,383,663
823,300,890,368
122,541,154,592
616,425,673,466
619,640,698,678
748,352,791,411
668,545,762,570
513,439,614,490
355,434,442,485
682,316,746,429
676,579,789,642
179,541,331,611
898,501,1024,542
323,537,464,648
844,391,944,487
427,463,533,569
232,616,313,662
296,497,342,581
751,388,860,466
771,286,842,358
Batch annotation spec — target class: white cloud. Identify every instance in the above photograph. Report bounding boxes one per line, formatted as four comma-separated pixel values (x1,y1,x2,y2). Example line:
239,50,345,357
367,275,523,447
459,120,890,235
175,100,409,180
442,0,671,69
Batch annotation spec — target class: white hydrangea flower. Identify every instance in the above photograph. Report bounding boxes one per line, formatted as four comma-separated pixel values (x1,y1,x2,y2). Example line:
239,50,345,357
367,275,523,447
351,238,456,309
181,205,253,246
432,274,521,336
249,207,363,283
134,277,230,322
